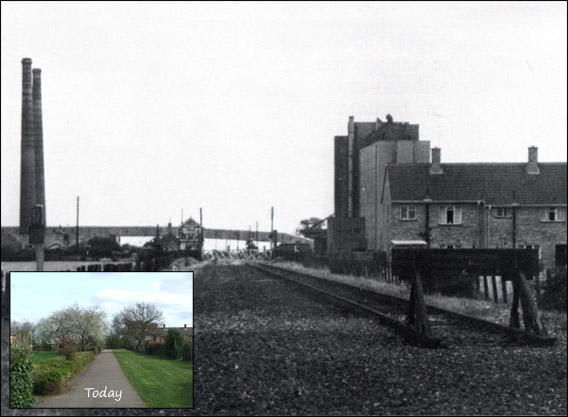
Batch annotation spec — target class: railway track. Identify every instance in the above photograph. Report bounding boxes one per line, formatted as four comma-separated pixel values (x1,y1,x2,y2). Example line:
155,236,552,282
248,262,556,348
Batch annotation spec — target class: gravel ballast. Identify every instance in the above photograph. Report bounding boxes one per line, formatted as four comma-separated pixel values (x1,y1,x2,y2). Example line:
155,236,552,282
191,262,566,415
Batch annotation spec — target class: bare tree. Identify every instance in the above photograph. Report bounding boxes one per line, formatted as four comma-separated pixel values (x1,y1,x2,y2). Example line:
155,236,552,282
11,319,35,337
112,302,165,352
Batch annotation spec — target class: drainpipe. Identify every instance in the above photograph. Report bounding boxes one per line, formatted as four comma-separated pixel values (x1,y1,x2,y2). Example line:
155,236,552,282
487,205,491,248
424,189,431,249
477,201,482,248
512,190,517,249
425,201,431,248
512,205,517,248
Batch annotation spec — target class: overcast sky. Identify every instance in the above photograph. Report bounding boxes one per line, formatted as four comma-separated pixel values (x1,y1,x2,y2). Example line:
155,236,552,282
2,2,566,235
10,271,193,327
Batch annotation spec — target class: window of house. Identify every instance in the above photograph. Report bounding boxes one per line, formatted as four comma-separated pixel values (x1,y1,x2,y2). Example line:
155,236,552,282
400,205,416,220
543,207,567,222
495,207,512,217
146,336,151,341
439,206,462,225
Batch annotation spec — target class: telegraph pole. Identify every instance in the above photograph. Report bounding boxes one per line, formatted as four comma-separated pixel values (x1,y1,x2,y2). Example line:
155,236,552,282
76,196,79,252
199,207,204,260
270,207,274,254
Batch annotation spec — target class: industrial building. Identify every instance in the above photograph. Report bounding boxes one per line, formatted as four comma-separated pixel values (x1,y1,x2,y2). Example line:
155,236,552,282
330,115,567,271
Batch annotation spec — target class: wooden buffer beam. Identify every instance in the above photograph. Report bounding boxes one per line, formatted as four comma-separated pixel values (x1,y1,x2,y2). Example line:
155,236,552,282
392,249,550,340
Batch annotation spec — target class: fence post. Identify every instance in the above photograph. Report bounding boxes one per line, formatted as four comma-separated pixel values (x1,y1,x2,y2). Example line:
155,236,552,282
509,276,520,328
491,276,499,304
501,276,508,303
483,276,490,300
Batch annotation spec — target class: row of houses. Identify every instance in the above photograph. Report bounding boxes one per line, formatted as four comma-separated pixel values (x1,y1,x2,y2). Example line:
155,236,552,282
144,323,193,343
328,115,567,271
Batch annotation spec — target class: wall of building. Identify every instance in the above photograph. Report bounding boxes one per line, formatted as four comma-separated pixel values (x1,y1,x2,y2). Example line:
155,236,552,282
389,203,482,249
334,136,348,225
386,202,566,270
359,140,430,251
486,206,567,269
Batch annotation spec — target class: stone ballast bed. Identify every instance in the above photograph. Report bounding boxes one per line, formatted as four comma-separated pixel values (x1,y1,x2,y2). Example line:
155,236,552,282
191,262,567,415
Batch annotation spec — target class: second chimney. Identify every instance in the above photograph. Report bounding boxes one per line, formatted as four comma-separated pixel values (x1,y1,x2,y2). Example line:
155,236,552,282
526,146,540,175
33,68,46,224
430,147,443,175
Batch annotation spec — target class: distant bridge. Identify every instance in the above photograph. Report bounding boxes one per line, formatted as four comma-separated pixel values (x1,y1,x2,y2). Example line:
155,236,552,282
1,226,312,249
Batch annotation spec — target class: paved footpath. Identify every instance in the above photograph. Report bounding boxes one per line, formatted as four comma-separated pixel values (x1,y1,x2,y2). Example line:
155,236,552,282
36,349,147,408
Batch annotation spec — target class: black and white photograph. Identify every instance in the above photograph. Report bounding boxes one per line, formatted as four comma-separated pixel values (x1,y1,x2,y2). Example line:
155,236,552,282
1,1,566,415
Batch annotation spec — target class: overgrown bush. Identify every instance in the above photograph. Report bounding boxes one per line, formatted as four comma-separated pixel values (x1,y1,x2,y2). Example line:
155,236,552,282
32,352,94,395
165,329,184,359
10,334,35,408
33,367,68,395
540,266,567,312
181,341,193,361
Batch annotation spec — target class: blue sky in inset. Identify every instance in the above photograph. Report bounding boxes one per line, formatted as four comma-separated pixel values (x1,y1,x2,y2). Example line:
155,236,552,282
10,272,193,327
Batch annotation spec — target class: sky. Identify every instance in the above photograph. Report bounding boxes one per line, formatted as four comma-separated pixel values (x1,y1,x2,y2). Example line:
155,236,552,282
2,1,566,235
10,271,193,327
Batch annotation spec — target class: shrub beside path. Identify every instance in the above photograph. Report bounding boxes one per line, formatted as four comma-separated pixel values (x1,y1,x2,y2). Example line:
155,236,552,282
35,349,146,408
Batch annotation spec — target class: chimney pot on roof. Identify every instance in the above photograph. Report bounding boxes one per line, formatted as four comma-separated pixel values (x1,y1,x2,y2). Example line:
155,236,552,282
375,117,383,130
386,114,393,123
430,147,443,175
527,146,540,174
184,324,186,328
163,324,165,328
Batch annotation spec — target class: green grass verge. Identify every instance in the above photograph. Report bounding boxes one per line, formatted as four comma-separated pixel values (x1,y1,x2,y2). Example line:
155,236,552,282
112,349,193,408
31,351,60,363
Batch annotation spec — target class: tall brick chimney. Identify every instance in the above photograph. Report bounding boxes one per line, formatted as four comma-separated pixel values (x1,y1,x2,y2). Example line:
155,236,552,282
430,147,443,175
20,58,36,235
33,68,46,223
526,146,540,175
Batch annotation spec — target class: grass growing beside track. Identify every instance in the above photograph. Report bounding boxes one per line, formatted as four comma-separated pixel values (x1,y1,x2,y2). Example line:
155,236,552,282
112,349,193,408
272,261,566,327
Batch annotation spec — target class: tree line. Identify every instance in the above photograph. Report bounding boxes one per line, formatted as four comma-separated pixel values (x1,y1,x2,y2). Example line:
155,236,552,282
14,301,176,352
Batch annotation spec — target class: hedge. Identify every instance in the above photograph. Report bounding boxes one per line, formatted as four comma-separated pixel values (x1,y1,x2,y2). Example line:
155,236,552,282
146,342,166,357
10,348,35,408
32,351,94,395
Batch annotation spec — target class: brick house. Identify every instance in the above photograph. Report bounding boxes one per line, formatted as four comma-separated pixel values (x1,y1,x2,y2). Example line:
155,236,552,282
144,324,193,343
380,147,567,271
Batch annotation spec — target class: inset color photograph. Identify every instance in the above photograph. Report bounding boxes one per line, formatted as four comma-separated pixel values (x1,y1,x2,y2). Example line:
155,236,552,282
9,272,193,409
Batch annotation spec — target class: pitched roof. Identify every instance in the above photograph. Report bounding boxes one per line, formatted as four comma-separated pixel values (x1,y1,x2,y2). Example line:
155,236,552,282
386,163,567,205
159,233,179,245
182,217,200,227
